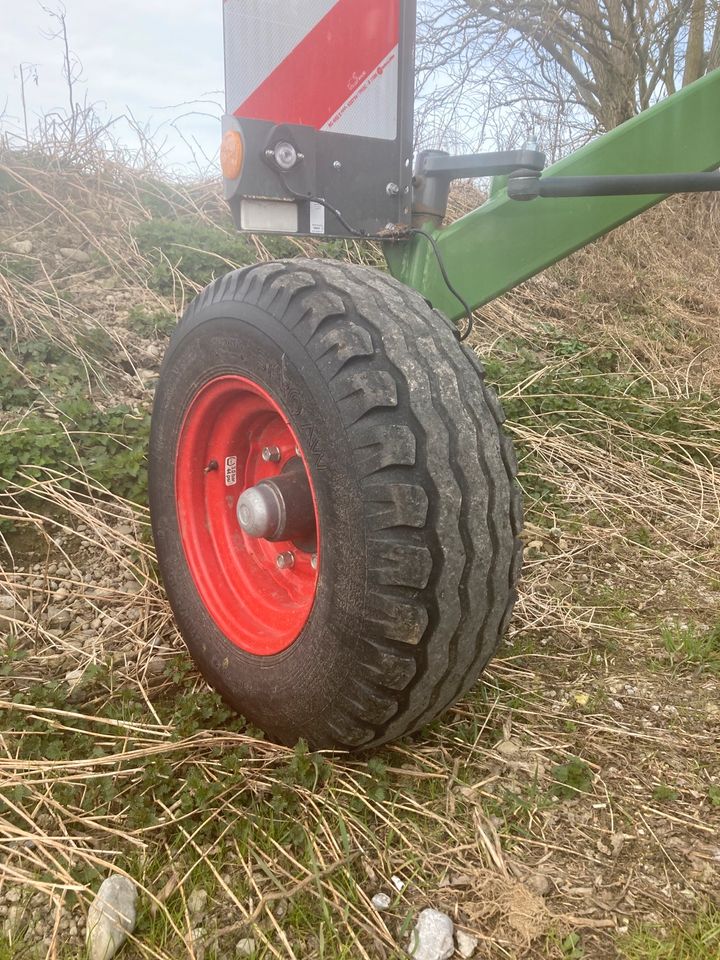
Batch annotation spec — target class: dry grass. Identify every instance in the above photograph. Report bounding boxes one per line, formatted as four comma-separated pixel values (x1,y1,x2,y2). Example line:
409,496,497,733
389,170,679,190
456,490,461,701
0,143,719,959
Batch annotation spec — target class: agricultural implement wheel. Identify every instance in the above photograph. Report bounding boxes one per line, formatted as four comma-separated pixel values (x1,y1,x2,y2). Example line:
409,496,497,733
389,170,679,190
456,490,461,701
149,260,522,750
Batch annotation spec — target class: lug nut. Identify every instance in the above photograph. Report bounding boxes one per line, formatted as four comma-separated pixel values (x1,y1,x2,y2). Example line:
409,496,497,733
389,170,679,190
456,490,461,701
276,551,295,570
311,554,318,570
262,446,281,463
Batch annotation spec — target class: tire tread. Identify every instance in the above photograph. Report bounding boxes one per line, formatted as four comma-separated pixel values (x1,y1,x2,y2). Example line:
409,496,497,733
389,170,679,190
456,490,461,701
165,258,523,749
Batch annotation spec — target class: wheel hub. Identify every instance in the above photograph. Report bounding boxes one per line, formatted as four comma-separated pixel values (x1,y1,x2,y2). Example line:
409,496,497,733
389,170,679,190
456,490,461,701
174,375,320,656
236,459,314,542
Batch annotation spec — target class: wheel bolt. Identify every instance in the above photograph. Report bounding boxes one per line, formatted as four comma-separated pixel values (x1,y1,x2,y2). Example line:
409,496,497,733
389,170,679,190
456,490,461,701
276,551,295,570
262,446,281,463
311,554,318,570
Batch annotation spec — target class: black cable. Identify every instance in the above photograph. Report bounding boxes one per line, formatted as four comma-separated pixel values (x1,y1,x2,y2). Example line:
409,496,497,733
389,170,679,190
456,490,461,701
275,168,475,339
278,173,368,238
404,229,475,341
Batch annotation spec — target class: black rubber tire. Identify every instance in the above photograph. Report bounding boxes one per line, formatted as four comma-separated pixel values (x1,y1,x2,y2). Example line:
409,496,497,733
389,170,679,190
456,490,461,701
149,259,523,750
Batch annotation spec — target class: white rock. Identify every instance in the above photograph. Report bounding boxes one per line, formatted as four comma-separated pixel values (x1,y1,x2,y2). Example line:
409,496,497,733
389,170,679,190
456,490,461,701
59,247,91,264
496,738,521,758
391,874,405,892
86,875,137,960
371,892,392,910
455,929,478,958
407,908,454,960
48,607,72,628
11,241,33,255
146,656,166,675
526,872,552,897
0,608,25,626
189,926,206,960
235,938,257,957
187,888,208,920
4,903,24,937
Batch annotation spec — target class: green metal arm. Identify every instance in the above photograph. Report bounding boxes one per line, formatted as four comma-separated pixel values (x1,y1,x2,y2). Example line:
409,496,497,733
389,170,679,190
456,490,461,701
384,69,720,321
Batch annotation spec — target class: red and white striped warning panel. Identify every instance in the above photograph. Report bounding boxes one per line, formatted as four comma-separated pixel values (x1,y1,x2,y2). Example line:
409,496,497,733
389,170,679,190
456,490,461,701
224,0,402,141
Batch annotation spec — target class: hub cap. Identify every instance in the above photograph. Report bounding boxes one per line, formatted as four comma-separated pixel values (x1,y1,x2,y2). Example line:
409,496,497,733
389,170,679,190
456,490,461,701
175,375,319,656
236,460,315,542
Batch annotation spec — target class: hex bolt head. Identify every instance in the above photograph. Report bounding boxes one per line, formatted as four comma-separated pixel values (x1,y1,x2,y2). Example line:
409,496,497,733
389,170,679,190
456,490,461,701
262,446,281,463
311,554,318,570
276,551,295,570
333,160,342,170
386,182,400,196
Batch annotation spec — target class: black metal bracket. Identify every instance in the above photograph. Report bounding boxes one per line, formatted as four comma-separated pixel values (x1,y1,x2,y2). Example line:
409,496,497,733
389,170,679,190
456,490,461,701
508,169,720,201
419,149,547,180
412,148,547,226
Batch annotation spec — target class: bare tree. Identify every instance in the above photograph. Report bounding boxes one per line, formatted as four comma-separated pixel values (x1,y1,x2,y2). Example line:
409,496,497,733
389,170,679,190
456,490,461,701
416,0,720,155
16,64,39,144
41,3,84,141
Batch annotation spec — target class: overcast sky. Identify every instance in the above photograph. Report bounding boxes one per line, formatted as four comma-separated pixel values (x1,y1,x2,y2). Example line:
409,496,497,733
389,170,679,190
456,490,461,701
0,0,225,173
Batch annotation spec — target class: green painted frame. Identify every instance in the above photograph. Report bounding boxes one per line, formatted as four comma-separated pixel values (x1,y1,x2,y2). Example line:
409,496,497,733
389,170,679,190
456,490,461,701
384,70,720,322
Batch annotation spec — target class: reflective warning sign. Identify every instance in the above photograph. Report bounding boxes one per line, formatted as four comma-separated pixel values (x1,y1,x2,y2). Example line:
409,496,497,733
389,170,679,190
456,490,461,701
224,0,402,141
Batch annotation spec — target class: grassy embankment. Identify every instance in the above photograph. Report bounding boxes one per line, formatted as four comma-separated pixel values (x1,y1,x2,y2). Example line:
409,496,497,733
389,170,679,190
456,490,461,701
1,145,719,959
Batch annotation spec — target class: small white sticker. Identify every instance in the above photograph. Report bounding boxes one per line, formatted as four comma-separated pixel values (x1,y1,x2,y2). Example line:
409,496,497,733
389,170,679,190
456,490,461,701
309,201,326,235
225,456,237,486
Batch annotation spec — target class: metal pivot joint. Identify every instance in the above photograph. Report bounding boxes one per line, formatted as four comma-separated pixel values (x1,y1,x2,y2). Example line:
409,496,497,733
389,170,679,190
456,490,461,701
411,148,547,226
411,150,451,226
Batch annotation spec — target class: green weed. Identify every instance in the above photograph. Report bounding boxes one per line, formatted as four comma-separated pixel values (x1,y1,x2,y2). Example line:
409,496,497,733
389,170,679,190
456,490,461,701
0,331,117,408
661,623,720,672
550,758,594,799
0,403,150,505
620,907,720,959
134,218,296,292
651,784,679,803
0,253,36,281
559,932,585,958
0,938,79,960
127,305,177,338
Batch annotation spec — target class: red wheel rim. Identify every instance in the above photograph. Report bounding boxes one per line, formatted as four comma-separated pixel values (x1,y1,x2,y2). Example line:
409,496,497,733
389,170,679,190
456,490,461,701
175,375,319,655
